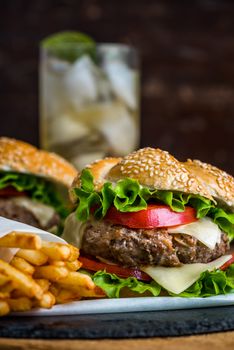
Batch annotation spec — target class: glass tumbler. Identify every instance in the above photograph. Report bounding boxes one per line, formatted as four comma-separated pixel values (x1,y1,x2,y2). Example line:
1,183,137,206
40,43,140,169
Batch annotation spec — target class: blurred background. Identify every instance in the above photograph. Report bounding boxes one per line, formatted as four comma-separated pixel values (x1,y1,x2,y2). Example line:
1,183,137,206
1,0,234,173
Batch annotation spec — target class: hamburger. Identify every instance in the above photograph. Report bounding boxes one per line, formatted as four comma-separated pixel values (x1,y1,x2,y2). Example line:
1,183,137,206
0,137,77,234
63,148,234,297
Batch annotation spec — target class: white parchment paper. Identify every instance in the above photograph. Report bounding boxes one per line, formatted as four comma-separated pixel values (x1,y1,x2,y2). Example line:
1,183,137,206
0,216,65,262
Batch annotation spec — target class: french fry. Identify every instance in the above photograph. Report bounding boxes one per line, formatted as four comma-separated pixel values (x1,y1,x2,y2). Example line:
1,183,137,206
55,286,105,303
0,259,43,299
49,261,65,267
35,279,50,293
49,284,60,297
7,297,32,312
0,282,15,294
74,286,105,298
41,241,71,261
67,245,79,262
49,260,82,271
11,289,27,298
34,265,69,282
57,271,95,290
36,292,55,309
57,282,103,295
0,232,41,249
0,273,10,287
16,249,48,266
12,279,51,299
0,292,10,299
0,301,10,316
55,289,81,304
66,260,82,271
10,257,35,275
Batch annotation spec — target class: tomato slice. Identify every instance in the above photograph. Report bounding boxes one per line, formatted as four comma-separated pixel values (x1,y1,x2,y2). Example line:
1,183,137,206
220,254,234,271
105,204,197,229
79,256,152,282
0,187,26,197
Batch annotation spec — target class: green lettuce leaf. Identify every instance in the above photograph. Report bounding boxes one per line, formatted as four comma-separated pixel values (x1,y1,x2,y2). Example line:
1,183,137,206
0,171,69,219
174,264,234,297
74,170,234,240
93,270,161,298
92,265,234,298
209,208,234,239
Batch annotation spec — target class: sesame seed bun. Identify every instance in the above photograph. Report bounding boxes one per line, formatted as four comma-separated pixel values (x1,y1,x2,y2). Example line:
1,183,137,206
108,147,212,200
71,147,234,210
185,159,234,210
71,147,229,204
70,157,121,203
0,137,77,187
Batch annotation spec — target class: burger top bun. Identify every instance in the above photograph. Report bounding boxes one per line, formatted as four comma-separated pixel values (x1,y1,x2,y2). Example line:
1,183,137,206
0,137,77,187
185,159,234,210
108,147,212,200
70,157,121,203
73,147,234,205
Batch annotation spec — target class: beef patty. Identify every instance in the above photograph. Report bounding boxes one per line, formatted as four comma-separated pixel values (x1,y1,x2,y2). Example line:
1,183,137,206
0,198,60,230
82,220,230,267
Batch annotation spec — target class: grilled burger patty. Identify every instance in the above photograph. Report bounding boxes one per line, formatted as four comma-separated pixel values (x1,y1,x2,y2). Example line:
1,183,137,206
0,198,60,230
82,220,229,268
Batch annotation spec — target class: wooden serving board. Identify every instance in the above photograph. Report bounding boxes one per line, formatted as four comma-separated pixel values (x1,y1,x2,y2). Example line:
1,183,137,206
0,332,234,350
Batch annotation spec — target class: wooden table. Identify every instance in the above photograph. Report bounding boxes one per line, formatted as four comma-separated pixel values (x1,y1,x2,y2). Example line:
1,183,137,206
0,332,234,350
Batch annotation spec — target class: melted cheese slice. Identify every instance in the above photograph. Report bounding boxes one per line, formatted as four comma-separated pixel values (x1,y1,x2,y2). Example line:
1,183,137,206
168,217,221,250
11,197,56,227
62,212,86,248
142,255,231,294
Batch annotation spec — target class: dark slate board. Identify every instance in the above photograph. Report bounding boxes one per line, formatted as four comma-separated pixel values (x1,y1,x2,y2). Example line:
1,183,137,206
1,306,234,339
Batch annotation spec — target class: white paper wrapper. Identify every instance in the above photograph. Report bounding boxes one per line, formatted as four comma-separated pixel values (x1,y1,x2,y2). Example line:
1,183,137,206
0,216,66,262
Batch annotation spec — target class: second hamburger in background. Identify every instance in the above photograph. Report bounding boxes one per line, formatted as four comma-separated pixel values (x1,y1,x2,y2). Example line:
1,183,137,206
0,137,77,234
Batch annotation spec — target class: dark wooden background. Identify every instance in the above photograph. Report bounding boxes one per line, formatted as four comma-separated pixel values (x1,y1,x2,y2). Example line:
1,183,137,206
1,0,234,174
